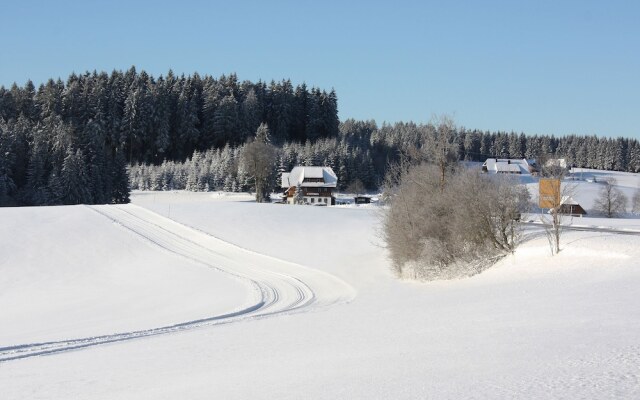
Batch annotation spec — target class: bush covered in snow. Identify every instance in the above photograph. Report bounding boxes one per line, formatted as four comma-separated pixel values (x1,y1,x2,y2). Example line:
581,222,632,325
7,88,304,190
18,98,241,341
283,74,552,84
383,163,529,280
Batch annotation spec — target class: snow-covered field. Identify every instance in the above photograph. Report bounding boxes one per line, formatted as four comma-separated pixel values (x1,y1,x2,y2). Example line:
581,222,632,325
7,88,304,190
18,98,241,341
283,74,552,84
0,205,252,347
1,175,640,398
526,167,640,215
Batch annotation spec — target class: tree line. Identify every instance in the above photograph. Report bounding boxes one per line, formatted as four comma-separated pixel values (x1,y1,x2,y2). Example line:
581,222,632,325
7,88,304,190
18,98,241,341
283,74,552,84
0,67,339,206
2,68,639,206
130,118,640,197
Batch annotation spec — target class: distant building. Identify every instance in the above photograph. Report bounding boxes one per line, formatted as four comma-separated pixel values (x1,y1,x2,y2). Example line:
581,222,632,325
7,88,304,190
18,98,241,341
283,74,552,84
482,158,537,175
354,196,371,204
281,166,338,205
557,196,587,217
545,158,568,170
544,158,570,176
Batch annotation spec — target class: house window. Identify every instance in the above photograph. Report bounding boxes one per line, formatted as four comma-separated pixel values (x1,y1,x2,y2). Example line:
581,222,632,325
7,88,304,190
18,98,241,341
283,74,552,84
323,198,327,203
311,198,315,203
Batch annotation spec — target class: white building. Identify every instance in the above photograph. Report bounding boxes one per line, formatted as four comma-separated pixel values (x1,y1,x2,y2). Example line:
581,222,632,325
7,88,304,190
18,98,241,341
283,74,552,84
281,166,338,205
482,158,536,175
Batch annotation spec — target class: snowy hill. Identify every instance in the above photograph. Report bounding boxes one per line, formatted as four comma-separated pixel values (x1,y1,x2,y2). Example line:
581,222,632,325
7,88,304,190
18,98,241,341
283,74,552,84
518,167,640,215
1,184,640,399
0,205,253,346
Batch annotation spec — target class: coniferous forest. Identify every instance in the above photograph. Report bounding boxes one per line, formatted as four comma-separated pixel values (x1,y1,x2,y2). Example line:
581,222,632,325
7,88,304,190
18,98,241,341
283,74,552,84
1,67,639,206
0,67,339,206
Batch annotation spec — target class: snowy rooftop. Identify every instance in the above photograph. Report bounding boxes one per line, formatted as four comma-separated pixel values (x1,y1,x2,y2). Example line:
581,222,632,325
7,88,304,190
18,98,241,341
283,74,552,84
483,158,531,174
495,163,521,173
281,166,338,188
560,196,580,205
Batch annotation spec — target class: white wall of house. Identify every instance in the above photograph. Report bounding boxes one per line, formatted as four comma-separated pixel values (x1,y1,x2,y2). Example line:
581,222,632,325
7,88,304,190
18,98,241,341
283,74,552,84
287,196,332,205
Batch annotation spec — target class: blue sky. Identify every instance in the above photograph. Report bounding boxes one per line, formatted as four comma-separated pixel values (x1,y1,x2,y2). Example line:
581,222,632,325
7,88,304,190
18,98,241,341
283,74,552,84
2,0,639,138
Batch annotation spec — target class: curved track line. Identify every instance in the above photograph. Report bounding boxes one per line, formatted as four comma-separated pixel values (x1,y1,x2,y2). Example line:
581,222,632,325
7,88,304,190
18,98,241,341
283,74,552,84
0,204,355,363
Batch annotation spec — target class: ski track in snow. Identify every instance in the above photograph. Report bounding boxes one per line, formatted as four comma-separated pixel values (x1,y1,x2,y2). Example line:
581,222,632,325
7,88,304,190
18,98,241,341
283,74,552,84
0,204,356,363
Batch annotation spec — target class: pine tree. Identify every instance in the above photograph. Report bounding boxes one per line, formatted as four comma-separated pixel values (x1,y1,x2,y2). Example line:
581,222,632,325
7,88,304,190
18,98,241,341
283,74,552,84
223,176,233,192
270,80,294,143
17,79,37,120
47,169,63,205
111,151,130,203
152,79,171,159
24,126,51,205
241,88,262,141
84,119,111,203
508,132,523,158
213,94,239,145
60,148,92,204
121,75,153,163
292,83,309,142
0,120,16,205
176,84,200,157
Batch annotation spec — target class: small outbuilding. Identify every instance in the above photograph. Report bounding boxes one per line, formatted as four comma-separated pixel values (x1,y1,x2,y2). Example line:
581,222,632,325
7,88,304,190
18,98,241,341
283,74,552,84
557,196,587,217
354,196,371,204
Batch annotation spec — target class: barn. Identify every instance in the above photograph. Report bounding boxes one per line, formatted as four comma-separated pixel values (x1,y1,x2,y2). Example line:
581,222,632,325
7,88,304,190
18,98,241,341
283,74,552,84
557,196,587,216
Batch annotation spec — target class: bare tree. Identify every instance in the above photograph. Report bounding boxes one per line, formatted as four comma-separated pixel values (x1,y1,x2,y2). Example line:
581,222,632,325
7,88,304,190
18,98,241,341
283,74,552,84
379,160,424,276
427,115,459,191
240,123,277,203
594,178,628,217
538,167,576,255
541,190,563,256
401,115,459,190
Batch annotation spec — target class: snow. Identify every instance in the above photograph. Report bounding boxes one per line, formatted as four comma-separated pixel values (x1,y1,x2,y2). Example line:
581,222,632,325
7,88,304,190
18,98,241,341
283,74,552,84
483,158,533,174
0,205,253,347
561,195,580,205
522,168,640,214
570,167,640,189
281,166,338,188
2,178,640,398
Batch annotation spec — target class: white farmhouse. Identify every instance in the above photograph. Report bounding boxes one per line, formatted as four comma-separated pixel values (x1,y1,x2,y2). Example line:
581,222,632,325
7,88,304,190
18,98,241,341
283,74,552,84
482,158,537,175
281,166,338,205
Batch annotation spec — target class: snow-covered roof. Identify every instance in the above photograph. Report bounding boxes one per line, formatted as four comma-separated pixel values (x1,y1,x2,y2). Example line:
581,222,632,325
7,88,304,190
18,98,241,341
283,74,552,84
495,163,521,173
281,166,338,188
482,158,531,174
281,172,290,187
560,196,580,206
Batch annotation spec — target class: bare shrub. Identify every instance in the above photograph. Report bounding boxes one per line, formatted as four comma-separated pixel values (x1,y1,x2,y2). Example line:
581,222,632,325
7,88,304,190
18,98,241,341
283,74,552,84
593,178,627,218
383,164,527,280
539,179,576,255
